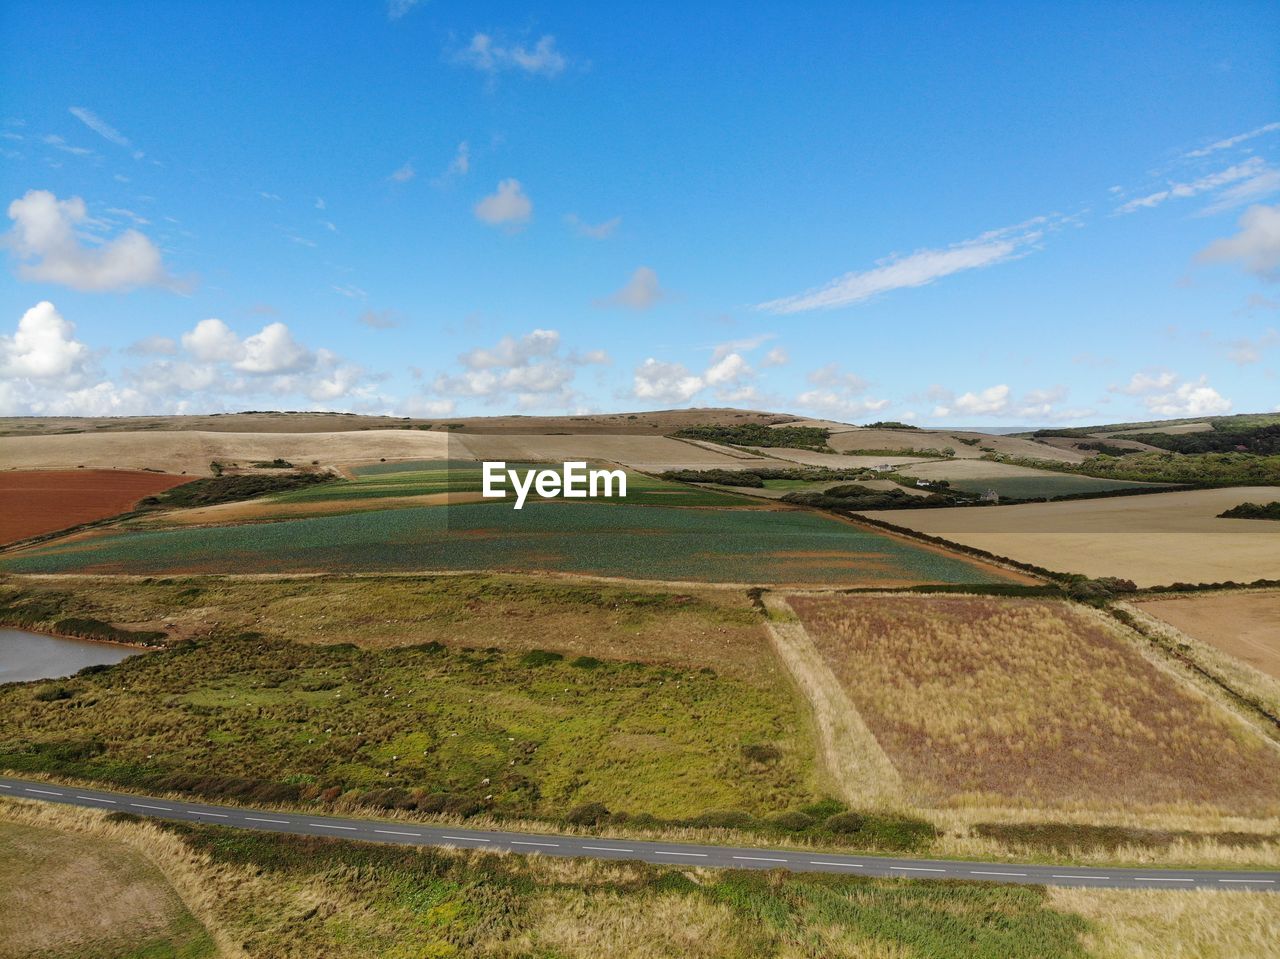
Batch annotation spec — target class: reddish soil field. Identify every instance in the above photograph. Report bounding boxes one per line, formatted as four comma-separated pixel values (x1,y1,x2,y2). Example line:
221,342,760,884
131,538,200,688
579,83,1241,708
0,470,192,544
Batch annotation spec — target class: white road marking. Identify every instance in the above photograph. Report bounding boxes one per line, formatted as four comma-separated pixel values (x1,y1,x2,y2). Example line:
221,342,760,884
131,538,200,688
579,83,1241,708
311,823,357,830
0,784,11,789
970,871,1027,877
1218,878,1276,884
131,803,171,811
245,817,290,824
77,796,116,804
192,811,228,818
443,835,489,842
658,851,708,858
582,845,633,853
24,788,62,796
1135,877,1193,882
891,866,946,873
1052,874,1109,880
511,840,559,848
374,829,421,837
733,856,788,863
809,861,864,867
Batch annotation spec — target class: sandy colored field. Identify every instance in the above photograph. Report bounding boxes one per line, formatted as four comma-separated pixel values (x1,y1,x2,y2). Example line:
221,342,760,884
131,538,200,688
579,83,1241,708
455,432,778,470
861,486,1280,587
0,813,211,958
0,428,456,475
715,479,933,501
1106,421,1214,436
904,458,1107,483
746,447,931,469
1135,591,1280,681
0,406,790,437
786,594,1280,814
0,469,192,544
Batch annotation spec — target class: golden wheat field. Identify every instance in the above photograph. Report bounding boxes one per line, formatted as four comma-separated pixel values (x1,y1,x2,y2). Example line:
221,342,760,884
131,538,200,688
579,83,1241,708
1134,590,1280,681
861,487,1280,586
785,594,1280,814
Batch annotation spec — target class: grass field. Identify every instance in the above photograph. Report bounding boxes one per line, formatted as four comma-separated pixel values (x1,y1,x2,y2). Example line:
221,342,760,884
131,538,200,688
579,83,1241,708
861,487,1280,586
786,595,1280,815
3,502,1019,586
0,815,212,958
9,802,1279,959
0,633,819,822
902,460,1164,499
0,573,781,680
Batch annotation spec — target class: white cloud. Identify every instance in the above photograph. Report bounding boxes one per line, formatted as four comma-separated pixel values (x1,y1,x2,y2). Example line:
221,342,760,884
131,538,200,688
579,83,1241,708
4,189,175,292
758,217,1057,314
474,178,532,228
1108,370,1231,417
761,346,789,367
931,383,1083,420
1,301,90,380
182,318,242,363
431,329,602,409
1198,166,1280,215
68,106,143,159
456,34,568,77
387,0,424,20
236,322,311,374
795,363,887,418
389,161,415,184
597,266,666,309
1116,158,1268,214
448,141,470,176
1184,122,1280,159
565,213,620,239
42,134,93,157
1198,203,1280,281
632,358,704,403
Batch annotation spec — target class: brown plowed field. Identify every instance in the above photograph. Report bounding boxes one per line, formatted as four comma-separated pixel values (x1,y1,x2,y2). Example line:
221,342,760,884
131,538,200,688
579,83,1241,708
0,470,192,544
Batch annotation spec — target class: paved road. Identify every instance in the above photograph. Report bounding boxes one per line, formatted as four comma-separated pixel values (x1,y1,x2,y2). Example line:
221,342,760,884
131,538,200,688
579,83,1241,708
3,775,1276,891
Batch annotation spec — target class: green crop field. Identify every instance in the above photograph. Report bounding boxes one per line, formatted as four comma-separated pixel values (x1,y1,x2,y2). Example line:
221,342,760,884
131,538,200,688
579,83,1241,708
945,474,1164,500
0,636,814,822
2,502,1016,585
275,459,753,508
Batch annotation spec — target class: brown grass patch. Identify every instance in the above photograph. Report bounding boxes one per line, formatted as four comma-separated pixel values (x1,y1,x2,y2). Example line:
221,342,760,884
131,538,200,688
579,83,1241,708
786,594,1280,814
0,469,192,545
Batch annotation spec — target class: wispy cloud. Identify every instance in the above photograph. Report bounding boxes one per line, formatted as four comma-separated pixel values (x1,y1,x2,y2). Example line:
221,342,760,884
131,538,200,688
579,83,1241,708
597,266,666,309
389,161,415,184
69,106,143,159
1198,203,1280,281
1115,158,1268,214
1184,122,1280,159
455,34,569,77
387,0,424,20
757,217,1058,314
474,178,532,229
565,213,620,239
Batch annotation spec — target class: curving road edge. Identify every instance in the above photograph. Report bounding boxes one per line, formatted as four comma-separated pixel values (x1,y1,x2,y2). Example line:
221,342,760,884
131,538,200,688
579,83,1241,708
2,775,1276,892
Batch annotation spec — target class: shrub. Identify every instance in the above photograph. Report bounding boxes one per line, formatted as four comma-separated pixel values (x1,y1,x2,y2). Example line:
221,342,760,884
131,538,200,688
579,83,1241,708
564,802,611,826
765,811,815,832
520,649,564,667
570,655,603,669
823,811,866,834
33,684,74,702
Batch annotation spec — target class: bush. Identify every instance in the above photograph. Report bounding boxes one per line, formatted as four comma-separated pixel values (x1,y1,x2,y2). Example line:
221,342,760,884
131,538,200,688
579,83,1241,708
671,424,831,450
564,802,611,826
823,811,866,834
33,684,74,702
570,655,603,669
765,810,815,832
520,649,564,667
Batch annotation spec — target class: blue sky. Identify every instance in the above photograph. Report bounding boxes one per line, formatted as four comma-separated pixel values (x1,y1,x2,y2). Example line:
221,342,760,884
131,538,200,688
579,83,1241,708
1,1,1277,425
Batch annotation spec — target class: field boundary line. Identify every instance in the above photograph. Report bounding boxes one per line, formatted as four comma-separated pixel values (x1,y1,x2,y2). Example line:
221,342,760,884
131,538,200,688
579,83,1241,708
760,592,904,808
